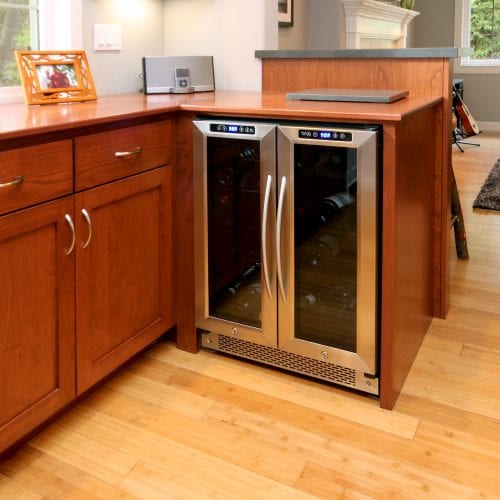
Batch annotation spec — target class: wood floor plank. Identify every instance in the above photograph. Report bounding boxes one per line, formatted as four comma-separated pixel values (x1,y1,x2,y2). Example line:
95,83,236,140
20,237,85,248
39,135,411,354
0,447,138,499
0,472,43,500
28,423,139,485
118,461,228,500
52,405,316,499
146,344,419,439
105,369,217,420
82,385,308,486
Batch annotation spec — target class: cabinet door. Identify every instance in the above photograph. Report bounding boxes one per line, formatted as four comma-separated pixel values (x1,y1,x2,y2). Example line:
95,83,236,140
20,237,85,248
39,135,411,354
0,198,75,453
75,167,173,394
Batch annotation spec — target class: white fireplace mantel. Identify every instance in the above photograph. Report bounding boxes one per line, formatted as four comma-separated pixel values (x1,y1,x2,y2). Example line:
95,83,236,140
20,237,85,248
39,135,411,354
343,0,420,49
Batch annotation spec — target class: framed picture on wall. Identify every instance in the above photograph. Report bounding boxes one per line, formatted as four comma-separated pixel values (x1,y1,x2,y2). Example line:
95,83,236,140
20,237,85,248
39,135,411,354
278,0,293,27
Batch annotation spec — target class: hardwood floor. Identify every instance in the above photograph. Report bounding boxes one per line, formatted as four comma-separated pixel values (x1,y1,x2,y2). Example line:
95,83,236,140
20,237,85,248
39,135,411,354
1,133,500,498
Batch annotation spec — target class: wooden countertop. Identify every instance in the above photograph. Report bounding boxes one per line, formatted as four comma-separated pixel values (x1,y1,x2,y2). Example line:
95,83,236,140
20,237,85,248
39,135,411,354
0,91,441,141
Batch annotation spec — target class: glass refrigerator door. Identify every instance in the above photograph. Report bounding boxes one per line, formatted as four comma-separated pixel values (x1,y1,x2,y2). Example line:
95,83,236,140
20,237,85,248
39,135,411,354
193,121,277,347
277,126,378,375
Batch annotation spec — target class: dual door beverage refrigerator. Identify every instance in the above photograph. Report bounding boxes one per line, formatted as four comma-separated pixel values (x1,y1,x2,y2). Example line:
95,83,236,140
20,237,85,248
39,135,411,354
193,118,380,395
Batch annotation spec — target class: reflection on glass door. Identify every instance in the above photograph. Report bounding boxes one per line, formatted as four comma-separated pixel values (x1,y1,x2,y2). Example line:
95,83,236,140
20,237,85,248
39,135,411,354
206,137,262,328
294,145,358,352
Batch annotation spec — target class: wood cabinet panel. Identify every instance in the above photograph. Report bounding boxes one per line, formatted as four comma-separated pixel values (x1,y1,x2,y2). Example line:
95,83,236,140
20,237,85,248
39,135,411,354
0,197,75,452
0,140,73,216
75,167,174,393
74,120,172,191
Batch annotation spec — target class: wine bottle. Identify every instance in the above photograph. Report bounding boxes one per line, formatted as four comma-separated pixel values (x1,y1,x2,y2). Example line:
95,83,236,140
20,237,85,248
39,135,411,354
298,293,317,309
320,192,355,224
299,233,340,268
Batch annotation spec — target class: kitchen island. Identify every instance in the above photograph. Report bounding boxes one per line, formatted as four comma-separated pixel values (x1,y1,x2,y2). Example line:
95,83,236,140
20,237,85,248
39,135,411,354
1,83,444,454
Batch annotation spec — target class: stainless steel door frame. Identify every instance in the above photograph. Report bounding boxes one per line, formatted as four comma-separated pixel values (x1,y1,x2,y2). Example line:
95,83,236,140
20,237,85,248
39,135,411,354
193,120,278,347
277,125,379,374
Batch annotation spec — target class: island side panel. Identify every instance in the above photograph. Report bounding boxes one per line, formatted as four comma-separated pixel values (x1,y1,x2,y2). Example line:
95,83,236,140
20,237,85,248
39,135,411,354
380,107,437,409
174,111,198,353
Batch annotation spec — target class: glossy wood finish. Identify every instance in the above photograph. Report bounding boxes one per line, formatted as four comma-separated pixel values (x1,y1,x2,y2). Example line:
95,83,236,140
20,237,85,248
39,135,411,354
75,167,174,394
0,91,440,143
0,197,75,453
75,120,172,191
0,140,73,215
380,108,436,408
174,112,197,353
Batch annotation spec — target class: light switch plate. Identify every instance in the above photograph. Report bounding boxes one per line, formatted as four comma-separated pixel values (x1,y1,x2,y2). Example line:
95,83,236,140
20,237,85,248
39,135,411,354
93,24,122,51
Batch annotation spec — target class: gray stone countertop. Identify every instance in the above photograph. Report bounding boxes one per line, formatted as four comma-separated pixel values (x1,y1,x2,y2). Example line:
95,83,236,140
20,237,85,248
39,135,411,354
255,47,471,59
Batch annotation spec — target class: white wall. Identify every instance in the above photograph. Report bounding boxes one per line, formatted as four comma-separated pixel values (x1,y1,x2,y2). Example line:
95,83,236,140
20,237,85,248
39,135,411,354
83,0,165,95
163,0,278,91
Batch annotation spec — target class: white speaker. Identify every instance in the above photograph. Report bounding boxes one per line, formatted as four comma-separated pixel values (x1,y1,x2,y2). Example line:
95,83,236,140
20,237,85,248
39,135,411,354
142,56,215,94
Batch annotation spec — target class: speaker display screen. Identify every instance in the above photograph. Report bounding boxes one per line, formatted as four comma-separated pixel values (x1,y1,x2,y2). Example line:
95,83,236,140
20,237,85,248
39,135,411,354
298,129,353,142
210,124,256,135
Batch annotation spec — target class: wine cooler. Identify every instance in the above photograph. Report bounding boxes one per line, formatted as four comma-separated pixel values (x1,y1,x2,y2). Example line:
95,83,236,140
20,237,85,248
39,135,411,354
193,118,380,395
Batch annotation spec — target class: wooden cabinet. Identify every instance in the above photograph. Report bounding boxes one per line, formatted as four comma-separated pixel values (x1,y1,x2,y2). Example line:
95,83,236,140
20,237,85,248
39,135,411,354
0,118,174,453
74,120,172,190
75,167,173,393
0,140,73,215
0,197,75,452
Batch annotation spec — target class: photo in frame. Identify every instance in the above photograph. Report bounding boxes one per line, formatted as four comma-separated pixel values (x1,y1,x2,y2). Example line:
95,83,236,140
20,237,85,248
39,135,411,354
278,0,293,27
15,50,97,105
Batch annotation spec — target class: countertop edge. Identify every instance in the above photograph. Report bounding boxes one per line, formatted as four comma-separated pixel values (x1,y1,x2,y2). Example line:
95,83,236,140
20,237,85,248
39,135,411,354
255,48,472,59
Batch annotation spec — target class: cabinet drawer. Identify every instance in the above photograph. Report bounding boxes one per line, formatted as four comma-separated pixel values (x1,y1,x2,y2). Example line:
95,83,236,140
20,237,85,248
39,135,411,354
75,120,172,190
0,140,73,216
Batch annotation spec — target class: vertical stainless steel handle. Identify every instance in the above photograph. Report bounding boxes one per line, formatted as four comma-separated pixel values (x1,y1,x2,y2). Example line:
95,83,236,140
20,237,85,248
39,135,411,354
64,214,76,256
81,208,92,249
261,174,273,299
276,176,287,302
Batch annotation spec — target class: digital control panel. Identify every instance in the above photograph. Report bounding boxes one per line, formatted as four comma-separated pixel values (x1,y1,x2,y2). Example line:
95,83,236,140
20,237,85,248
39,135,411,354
210,123,256,135
298,129,352,142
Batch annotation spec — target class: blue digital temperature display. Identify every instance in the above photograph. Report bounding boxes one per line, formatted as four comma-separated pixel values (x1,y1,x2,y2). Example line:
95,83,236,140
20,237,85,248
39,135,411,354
298,129,352,142
210,123,256,135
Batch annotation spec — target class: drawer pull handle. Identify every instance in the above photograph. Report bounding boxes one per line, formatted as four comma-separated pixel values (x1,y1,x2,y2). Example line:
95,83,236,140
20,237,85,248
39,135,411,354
81,208,92,249
114,147,142,158
0,175,24,188
64,214,76,256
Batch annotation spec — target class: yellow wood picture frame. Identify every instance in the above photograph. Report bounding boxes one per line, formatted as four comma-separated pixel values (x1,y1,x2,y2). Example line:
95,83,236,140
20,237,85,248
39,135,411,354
15,50,97,105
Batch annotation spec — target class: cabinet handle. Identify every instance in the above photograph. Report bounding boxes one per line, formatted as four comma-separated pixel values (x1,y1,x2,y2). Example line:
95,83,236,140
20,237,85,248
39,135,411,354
276,176,287,302
114,147,142,157
261,174,273,299
0,175,23,188
64,214,76,256
81,208,92,249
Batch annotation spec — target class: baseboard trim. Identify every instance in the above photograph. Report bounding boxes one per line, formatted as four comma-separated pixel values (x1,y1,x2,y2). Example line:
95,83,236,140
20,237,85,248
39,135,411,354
477,121,500,132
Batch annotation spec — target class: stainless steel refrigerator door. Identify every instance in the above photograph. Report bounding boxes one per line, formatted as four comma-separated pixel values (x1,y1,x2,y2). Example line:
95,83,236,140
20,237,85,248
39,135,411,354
193,120,278,347
277,125,378,374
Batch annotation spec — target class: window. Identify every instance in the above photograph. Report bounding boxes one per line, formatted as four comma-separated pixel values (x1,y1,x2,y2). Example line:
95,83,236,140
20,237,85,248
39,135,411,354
456,0,500,71
0,0,81,100
0,0,38,87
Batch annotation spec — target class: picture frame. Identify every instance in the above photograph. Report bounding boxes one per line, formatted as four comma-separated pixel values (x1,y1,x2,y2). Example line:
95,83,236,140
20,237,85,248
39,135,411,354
278,0,293,27
15,50,97,105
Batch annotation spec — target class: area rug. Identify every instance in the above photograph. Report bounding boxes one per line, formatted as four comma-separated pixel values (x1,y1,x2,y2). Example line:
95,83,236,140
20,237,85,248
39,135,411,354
472,158,500,211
